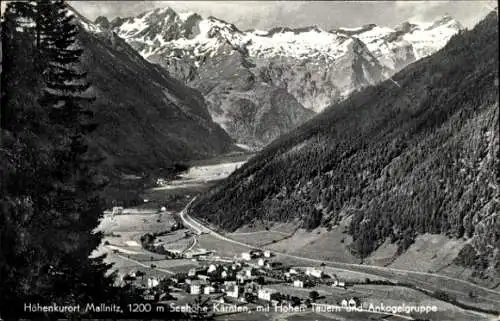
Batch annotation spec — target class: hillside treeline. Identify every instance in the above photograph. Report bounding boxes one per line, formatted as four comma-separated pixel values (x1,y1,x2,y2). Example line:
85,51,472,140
192,13,499,278
0,1,120,318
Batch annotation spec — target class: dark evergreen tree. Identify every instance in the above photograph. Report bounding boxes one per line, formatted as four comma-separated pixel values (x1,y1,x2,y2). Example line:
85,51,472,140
1,1,117,319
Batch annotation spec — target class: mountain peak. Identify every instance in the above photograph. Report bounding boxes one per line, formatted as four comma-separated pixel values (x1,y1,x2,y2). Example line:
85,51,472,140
426,14,463,30
97,6,464,126
435,14,455,23
66,4,105,33
265,25,323,37
206,16,241,32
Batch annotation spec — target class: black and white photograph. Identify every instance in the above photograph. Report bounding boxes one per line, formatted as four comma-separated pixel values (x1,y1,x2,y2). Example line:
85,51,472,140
0,1,499,320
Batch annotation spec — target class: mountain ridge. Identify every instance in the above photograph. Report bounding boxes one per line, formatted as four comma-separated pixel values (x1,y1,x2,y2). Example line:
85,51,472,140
94,7,463,147
65,5,236,175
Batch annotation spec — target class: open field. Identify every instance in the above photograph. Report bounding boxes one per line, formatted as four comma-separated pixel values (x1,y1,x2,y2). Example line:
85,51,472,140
376,234,466,272
139,155,253,212
95,210,198,280
96,212,175,234
227,230,291,246
195,234,253,258
290,266,389,283
266,226,359,264
264,225,493,291
234,222,299,234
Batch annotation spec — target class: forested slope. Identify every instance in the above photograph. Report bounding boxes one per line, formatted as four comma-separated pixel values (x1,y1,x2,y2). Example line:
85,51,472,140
192,12,499,279
77,26,235,174
3,7,235,176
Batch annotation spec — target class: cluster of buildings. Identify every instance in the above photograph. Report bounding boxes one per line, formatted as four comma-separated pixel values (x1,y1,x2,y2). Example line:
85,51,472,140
158,250,287,303
122,249,353,313
183,251,348,300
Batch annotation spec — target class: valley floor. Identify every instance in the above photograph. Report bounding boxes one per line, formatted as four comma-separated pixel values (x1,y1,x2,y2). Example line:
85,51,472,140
94,153,500,321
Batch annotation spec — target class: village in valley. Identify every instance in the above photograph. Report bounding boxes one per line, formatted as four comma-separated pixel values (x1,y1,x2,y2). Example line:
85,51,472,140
93,161,495,321
97,201,370,320
121,241,362,319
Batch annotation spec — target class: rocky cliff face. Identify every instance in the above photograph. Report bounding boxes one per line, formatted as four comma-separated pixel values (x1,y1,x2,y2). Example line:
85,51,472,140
96,8,463,147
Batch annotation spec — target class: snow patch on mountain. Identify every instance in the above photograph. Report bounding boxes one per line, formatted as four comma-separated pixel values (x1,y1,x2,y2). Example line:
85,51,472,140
92,7,463,146
243,28,351,60
100,6,463,101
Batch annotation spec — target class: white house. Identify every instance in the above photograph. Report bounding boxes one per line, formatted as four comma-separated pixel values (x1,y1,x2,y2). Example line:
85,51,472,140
147,277,159,288
190,281,202,295
289,268,298,274
293,280,304,288
333,280,346,288
305,267,322,278
258,288,278,301
241,252,252,261
264,250,272,258
207,264,217,273
221,271,228,279
160,206,167,212
204,286,215,295
258,258,268,266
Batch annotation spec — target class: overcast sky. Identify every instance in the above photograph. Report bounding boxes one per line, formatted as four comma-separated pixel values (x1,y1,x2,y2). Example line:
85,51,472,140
66,1,496,30
1,1,496,30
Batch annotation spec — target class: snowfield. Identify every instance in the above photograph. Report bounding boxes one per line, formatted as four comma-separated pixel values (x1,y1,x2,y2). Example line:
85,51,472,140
108,8,462,67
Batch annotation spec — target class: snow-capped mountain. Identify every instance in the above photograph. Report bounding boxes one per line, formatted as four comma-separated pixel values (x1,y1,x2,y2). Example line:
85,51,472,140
95,7,463,147
337,15,463,70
